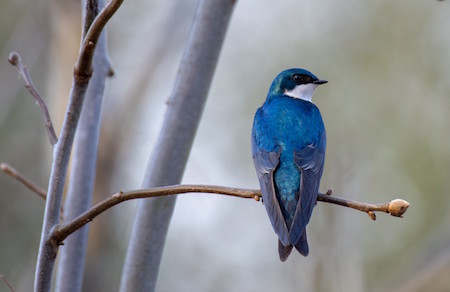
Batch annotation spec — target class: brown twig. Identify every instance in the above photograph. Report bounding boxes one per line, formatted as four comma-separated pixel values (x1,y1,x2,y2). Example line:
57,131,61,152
0,160,409,243
51,185,410,245
318,189,409,220
1,162,66,221
1,162,46,200
8,52,58,146
74,0,123,80
0,274,15,292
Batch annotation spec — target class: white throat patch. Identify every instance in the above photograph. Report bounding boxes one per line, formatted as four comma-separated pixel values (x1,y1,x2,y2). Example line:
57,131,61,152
284,84,318,102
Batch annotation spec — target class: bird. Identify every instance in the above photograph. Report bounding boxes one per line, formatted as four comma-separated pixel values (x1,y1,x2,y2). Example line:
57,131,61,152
251,68,327,261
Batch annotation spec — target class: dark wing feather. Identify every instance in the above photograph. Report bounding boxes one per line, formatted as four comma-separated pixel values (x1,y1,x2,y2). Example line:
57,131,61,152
251,136,290,246
294,230,309,256
278,240,293,262
289,130,326,247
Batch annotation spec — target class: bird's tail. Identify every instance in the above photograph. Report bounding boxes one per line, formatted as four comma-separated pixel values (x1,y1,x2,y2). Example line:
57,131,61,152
294,231,309,256
278,231,310,261
278,240,293,262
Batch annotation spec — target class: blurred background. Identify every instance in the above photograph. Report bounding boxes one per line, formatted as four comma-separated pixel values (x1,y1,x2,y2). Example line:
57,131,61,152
1,0,450,291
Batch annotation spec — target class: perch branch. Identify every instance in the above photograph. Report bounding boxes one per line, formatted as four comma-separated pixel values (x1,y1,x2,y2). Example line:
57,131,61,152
319,188,409,220
1,162,46,200
8,52,58,145
51,185,409,245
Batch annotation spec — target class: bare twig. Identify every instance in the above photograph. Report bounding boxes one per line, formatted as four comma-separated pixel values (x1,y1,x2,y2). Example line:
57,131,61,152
1,162,66,222
0,274,15,292
8,52,58,145
74,0,123,80
318,189,410,220
51,185,410,246
1,162,46,200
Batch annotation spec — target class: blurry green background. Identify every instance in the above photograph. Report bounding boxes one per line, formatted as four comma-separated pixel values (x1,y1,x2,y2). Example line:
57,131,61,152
1,0,450,291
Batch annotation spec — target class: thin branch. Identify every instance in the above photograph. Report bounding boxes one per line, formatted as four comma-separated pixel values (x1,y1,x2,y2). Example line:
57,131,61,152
318,189,410,220
8,52,58,145
51,185,410,245
1,162,65,221
1,162,46,200
74,0,123,80
0,274,15,292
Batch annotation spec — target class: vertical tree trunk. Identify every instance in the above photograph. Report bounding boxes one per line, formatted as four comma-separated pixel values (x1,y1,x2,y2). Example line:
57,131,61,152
34,56,90,292
119,0,236,291
33,0,121,290
54,1,111,291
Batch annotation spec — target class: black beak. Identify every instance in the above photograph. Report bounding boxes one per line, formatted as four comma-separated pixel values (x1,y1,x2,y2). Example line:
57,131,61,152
313,79,328,85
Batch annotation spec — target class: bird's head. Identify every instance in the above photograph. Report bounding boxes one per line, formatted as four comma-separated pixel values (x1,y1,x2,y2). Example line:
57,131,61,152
268,68,327,102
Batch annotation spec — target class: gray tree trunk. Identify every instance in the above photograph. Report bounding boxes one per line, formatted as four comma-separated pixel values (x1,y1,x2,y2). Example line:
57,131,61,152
119,0,236,291
54,1,111,291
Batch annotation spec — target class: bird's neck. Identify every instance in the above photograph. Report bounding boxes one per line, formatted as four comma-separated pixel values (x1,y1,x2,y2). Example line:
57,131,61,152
283,84,319,102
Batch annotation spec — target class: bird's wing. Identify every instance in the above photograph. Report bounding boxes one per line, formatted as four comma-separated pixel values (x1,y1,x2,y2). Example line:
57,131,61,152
289,130,326,246
251,136,290,246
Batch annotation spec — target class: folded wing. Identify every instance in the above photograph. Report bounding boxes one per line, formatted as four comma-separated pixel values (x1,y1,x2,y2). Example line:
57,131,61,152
289,130,326,255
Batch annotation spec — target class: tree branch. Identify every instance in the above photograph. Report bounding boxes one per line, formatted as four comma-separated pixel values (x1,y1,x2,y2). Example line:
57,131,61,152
0,274,15,292
74,0,123,80
1,162,46,200
318,189,410,220
8,52,58,146
51,185,410,246
55,1,112,290
34,0,123,291
1,162,66,223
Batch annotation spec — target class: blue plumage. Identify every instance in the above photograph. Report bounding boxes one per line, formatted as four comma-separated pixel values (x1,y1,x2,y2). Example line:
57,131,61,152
251,68,327,261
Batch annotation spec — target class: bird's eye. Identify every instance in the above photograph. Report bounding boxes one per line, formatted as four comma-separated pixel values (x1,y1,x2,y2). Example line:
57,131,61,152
292,74,303,82
292,74,312,84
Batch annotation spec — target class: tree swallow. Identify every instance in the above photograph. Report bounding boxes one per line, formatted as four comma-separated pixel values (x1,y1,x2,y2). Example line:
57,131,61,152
251,68,327,261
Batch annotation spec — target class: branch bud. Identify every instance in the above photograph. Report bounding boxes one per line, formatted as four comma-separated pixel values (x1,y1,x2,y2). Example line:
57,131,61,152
8,52,20,66
388,199,410,217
